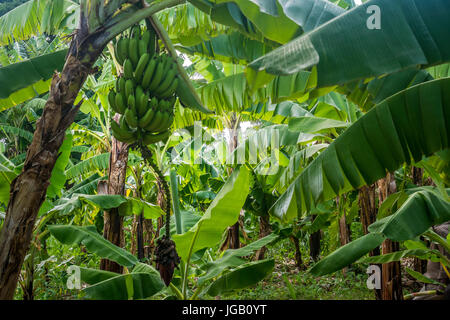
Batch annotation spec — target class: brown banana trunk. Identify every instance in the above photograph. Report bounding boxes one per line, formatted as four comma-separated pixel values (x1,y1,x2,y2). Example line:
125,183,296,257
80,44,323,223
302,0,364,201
410,167,427,274
359,184,382,299
290,235,304,270
309,215,321,262
0,15,111,298
254,214,271,260
377,173,403,300
99,132,129,272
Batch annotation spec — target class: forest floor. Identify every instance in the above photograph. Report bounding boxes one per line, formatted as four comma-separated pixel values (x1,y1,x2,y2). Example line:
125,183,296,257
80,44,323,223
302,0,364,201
223,239,375,300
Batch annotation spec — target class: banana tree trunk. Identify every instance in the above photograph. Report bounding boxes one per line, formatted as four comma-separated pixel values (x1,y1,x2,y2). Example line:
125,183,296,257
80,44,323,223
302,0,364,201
309,215,321,262
0,8,115,298
99,127,129,273
254,214,271,260
359,184,382,299
0,0,184,300
410,167,427,274
377,173,403,300
0,39,100,298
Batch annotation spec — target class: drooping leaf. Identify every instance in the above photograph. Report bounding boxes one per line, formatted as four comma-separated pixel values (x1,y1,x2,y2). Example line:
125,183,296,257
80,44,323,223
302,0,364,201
0,49,68,111
65,153,110,180
48,225,138,268
172,166,250,260
250,0,450,88
79,267,118,285
288,116,348,133
82,272,164,300
271,78,450,221
118,197,165,219
198,233,278,284
309,233,385,276
206,259,274,296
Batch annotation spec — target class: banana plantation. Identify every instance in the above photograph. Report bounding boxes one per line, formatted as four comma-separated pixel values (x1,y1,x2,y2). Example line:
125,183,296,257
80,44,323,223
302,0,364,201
0,0,449,302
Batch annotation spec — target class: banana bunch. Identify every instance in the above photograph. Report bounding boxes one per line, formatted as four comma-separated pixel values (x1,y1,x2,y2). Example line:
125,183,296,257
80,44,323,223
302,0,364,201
108,25,180,145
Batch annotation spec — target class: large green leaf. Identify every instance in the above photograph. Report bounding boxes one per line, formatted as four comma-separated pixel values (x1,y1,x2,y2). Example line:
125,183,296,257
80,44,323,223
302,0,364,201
46,133,72,198
375,189,450,241
357,249,443,265
48,225,138,268
310,188,450,276
206,259,274,296
0,125,34,141
0,0,78,45
288,116,348,133
82,272,164,300
172,166,250,260
158,2,228,46
271,78,450,221
0,49,68,111
65,152,110,180
118,197,165,219
0,164,16,206
250,0,450,88
48,194,128,216
309,233,385,276
198,233,278,284
79,267,118,285
180,31,275,64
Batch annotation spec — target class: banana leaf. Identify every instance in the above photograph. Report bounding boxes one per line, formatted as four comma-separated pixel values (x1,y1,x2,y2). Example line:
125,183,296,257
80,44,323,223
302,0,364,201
250,0,450,88
48,225,138,268
82,272,164,300
172,166,250,260
206,259,274,296
0,49,68,111
271,78,450,221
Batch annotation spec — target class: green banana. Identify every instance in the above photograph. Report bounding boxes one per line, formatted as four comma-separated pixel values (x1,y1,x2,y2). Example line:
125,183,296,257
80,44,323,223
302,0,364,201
160,77,179,99
155,67,176,95
138,108,155,128
125,79,135,98
153,112,169,132
117,38,129,64
136,91,149,116
134,53,150,83
128,38,139,67
115,92,127,114
153,112,171,132
141,30,150,47
114,38,125,65
118,77,126,93
124,108,138,128
142,130,170,145
127,94,136,113
148,29,156,57
111,119,135,140
123,59,134,79
131,25,141,39
115,77,121,92
148,58,165,91
168,94,177,107
141,58,157,89
108,91,120,114
138,39,147,57
149,97,158,109
144,110,163,132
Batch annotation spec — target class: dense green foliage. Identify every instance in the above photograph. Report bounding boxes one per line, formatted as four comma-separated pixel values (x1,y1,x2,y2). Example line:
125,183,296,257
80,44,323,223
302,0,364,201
0,0,449,301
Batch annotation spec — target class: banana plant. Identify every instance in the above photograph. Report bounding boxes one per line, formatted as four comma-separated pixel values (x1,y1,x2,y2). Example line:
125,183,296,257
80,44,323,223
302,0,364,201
47,166,276,299
0,0,190,299
309,187,450,277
